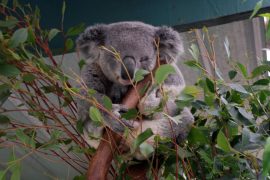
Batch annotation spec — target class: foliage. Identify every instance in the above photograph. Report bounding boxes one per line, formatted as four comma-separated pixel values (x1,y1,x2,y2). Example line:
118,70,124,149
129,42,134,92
0,1,269,180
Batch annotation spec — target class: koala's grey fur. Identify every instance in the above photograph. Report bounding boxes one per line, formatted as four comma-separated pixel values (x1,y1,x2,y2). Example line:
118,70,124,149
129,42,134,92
76,21,194,156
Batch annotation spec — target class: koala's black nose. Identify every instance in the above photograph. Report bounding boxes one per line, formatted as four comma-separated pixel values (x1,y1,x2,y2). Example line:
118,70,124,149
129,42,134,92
121,56,136,80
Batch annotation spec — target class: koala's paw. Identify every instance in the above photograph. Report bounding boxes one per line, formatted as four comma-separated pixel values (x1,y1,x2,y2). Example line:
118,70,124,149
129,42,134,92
103,104,136,133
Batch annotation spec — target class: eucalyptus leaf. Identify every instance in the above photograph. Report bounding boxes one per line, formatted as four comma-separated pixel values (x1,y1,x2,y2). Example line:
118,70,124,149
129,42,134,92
155,64,176,85
66,23,85,36
102,96,112,111
78,59,86,70
251,65,270,78
9,28,28,48
0,171,5,180
48,28,60,41
250,0,263,19
134,69,149,82
188,127,209,145
263,137,270,176
139,142,154,157
132,128,153,151
237,63,248,78
183,86,201,97
0,115,10,124
65,38,74,51
0,64,20,77
0,19,18,28
228,70,237,80
89,106,103,124
189,43,199,60
121,108,137,120
217,130,231,152
184,60,203,71
22,74,36,83
227,83,249,94
253,79,269,86
205,78,215,93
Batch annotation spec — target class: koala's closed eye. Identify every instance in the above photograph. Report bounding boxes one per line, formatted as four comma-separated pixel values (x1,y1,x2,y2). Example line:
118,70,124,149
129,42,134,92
140,56,149,62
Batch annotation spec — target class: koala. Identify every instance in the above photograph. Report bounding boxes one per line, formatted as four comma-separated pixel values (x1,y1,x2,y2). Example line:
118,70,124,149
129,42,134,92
76,21,194,158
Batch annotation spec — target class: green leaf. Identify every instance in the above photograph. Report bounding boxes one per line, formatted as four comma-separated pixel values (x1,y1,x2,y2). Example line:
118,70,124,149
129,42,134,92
121,108,137,120
238,107,254,120
27,27,35,43
73,174,86,180
0,115,10,124
10,162,21,180
266,20,270,39
227,83,249,94
15,129,35,148
183,86,201,97
78,59,86,70
237,63,248,78
7,49,20,60
0,19,18,28
61,0,66,26
0,84,11,104
165,174,175,180
0,30,3,40
0,64,20,77
65,38,74,51
139,142,154,157
251,65,270,78
0,171,6,180
48,28,60,41
76,120,84,134
89,106,103,124
50,130,62,140
22,74,36,83
134,69,149,82
155,64,176,85
102,96,112,111
250,0,263,19
132,128,153,150
9,28,28,48
184,60,203,70
253,78,270,86
198,150,213,165
217,130,231,152
188,127,209,145
263,137,270,176
66,23,85,36
178,146,193,159
259,13,270,18
88,89,96,96
227,120,239,138
205,78,215,93
189,43,199,60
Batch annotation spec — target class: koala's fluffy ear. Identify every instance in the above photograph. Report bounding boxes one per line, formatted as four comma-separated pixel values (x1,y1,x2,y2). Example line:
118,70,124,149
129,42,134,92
76,24,106,62
155,26,184,63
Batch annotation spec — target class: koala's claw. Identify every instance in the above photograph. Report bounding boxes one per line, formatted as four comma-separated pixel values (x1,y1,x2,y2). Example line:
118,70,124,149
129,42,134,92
112,104,128,114
103,104,134,133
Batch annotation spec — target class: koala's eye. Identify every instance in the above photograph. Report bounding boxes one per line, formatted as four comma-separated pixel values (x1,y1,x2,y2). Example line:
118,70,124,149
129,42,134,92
140,56,149,63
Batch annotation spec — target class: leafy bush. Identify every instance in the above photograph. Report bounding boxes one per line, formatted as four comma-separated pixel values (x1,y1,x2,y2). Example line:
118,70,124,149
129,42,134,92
0,1,270,180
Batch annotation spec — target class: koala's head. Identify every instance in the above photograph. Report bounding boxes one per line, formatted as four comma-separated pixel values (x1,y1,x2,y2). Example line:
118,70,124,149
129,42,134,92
76,21,183,85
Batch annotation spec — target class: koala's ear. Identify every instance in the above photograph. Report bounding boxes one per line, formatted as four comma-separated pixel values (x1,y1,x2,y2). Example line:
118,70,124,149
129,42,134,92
76,24,106,61
155,26,184,63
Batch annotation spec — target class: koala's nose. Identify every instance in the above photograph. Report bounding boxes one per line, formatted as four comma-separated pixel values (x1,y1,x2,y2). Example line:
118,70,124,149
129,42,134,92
121,56,136,80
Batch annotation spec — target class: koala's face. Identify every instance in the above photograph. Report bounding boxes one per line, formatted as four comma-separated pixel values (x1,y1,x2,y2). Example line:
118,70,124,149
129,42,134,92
76,22,183,85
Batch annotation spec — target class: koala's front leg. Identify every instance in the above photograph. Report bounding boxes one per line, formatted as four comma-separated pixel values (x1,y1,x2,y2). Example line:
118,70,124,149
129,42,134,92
129,107,194,145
